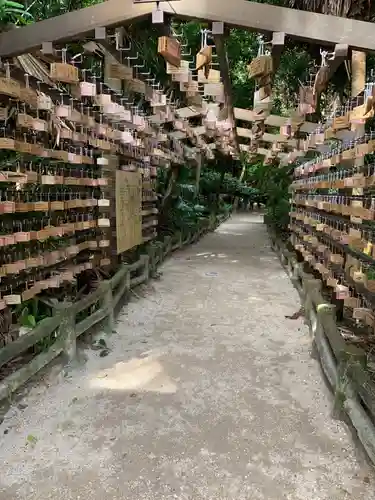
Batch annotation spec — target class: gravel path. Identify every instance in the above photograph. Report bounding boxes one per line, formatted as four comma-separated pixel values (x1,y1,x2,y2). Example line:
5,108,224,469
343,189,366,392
0,213,374,500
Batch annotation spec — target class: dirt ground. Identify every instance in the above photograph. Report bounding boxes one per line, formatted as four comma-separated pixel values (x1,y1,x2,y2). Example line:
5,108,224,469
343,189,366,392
0,214,374,499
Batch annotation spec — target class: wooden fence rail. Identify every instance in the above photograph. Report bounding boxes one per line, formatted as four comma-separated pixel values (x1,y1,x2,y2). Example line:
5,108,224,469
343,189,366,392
0,213,229,404
267,224,375,465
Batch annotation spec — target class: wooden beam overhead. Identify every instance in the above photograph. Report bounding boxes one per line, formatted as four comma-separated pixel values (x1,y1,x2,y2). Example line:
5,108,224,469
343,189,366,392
2,0,375,59
162,1,375,51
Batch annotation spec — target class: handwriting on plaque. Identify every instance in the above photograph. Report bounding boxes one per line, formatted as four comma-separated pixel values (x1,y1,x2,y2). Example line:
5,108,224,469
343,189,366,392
116,170,142,254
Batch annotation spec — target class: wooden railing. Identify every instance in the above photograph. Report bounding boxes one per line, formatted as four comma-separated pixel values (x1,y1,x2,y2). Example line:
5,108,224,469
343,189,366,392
0,213,229,403
267,224,375,465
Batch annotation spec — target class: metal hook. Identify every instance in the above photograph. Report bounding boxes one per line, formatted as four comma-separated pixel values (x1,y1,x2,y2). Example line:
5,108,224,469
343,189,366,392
70,52,83,64
181,48,192,57
126,52,140,61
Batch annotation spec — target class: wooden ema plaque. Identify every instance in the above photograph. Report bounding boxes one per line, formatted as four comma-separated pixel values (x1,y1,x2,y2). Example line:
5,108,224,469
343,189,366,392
158,36,181,67
247,55,273,79
50,63,79,84
108,63,133,80
196,46,212,71
115,170,142,254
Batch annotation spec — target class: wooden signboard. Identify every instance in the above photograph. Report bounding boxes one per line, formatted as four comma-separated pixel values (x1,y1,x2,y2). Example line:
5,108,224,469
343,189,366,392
180,80,199,92
186,92,203,107
172,68,190,84
158,36,181,67
50,63,79,84
166,60,189,76
125,78,146,95
198,68,220,83
116,170,142,254
247,55,273,79
196,46,212,71
204,83,223,97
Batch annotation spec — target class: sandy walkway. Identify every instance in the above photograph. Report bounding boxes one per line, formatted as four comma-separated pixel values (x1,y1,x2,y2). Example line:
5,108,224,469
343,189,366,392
0,214,373,499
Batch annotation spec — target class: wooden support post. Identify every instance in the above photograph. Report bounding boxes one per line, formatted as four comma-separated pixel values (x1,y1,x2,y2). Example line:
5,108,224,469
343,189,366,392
347,51,366,324
212,30,240,156
333,345,366,420
196,153,202,193
102,281,115,335
271,32,285,74
164,235,173,256
103,154,119,270
146,245,156,273
140,254,150,280
57,309,76,363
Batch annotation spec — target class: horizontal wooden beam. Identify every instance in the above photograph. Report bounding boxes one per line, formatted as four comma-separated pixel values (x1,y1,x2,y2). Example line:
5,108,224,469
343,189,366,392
163,1,375,52
176,106,204,119
235,107,284,126
239,144,270,157
2,0,375,59
234,108,317,133
236,127,298,148
169,130,186,140
239,143,289,159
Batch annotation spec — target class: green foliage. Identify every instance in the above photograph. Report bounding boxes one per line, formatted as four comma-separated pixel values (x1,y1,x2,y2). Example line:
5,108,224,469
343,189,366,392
22,0,100,21
14,298,49,329
0,0,33,24
245,160,292,232
158,162,252,235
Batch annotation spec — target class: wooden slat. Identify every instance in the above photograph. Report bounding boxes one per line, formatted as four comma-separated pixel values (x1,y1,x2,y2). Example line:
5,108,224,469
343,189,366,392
239,143,289,159
236,127,298,148
234,108,317,133
169,130,186,140
175,106,204,119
